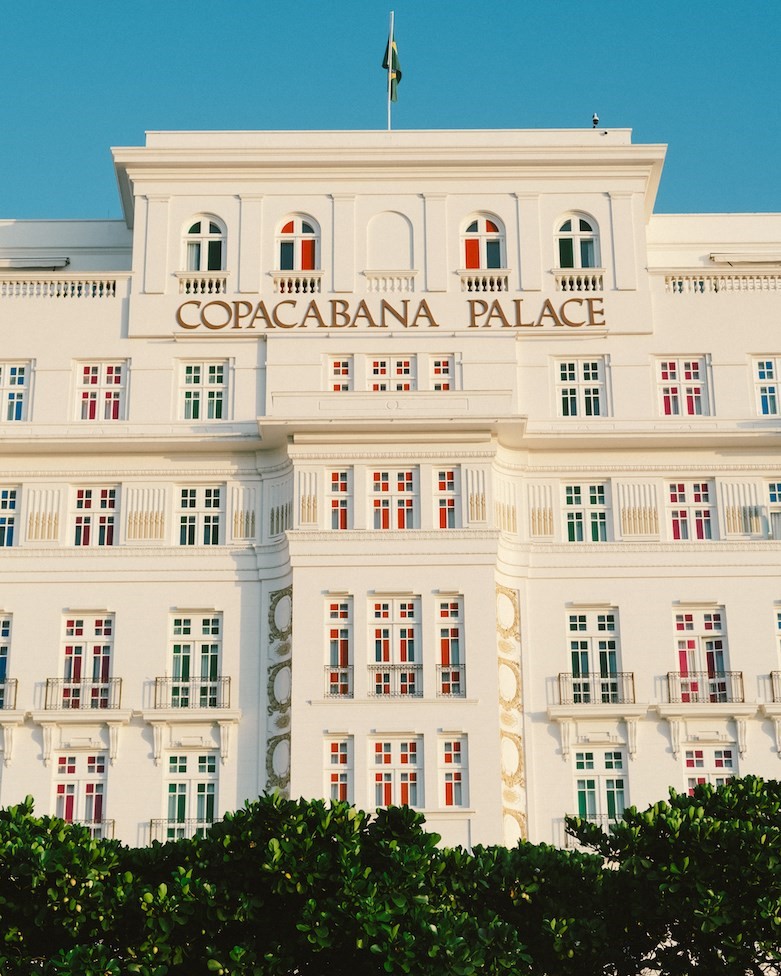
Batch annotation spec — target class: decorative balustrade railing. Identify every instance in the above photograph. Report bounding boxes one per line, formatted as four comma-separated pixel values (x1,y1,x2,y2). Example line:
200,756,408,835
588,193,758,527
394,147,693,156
554,270,604,292
176,273,228,295
272,271,323,294
457,270,509,293
666,670,744,704
557,672,635,705
368,663,423,697
664,273,781,294
0,276,118,298
363,270,417,293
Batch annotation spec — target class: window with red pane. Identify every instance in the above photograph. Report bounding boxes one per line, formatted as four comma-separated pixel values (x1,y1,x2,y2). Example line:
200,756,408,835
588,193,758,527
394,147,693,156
329,470,351,530
441,737,467,807
430,356,454,391
372,469,417,529
326,599,352,698
278,217,318,271
73,487,117,547
463,216,504,269
373,738,421,807
438,597,465,697
436,468,459,529
370,598,421,697
327,738,353,802
674,608,730,703
78,363,126,421
658,358,708,416
685,747,735,793
62,615,114,709
329,357,353,392
55,753,108,836
668,482,714,540
368,357,416,392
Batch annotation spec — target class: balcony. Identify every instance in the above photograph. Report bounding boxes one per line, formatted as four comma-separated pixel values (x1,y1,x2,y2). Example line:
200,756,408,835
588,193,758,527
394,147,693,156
153,677,231,709
563,814,619,849
324,666,353,699
554,270,604,292
437,664,466,698
363,270,417,293
71,819,115,840
175,272,227,295
457,269,509,293
667,671,744,704
45,678,122,710
557,672,636,706
150,818,215,842
0,274,119,299
0,679,18,710
271,271,323,294
770,672,781,702
368,664,422,698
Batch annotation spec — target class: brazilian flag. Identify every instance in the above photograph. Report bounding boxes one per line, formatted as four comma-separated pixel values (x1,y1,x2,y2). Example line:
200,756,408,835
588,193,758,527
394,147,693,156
382,34,402,102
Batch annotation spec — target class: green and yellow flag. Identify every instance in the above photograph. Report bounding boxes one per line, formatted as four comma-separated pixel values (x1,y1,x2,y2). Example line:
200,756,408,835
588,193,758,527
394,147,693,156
382,31,402,102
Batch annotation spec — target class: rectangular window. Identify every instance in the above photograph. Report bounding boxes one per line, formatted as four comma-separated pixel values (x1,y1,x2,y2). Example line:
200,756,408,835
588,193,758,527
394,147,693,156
438,597,466,697
164,752,218,839
685,747,736,793
430,356,454,391
326,599,353,698
564,483,609,542
0,488,18,547
658,358,709,416
566,609,621,704
754,358,781,416
0,363,30,421
668,482,714,540
329,357,353,392
370,597,421,697
556,359,607,418
369,358,417,392
573,749,626,823
373,737,422,807
768,482,781,540
170,614,222,708
180,362,227,420
673,608,732,703
78,363,127,421
326,738,353,802
73,487,117,547
371,469,418,530
0,615,11,709
55,752,108,836
435,468,460,529
329,470,351,530
61,615,114,709
178,486,222,545
441,736,468,807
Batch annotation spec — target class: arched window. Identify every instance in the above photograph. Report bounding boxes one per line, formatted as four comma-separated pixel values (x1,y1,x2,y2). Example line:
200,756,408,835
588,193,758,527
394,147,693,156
278,216,319,271
556,215,599,269
184,217,226,272
462,216,504,270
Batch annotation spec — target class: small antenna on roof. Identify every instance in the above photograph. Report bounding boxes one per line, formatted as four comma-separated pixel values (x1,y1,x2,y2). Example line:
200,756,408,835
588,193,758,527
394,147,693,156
592,113,599,128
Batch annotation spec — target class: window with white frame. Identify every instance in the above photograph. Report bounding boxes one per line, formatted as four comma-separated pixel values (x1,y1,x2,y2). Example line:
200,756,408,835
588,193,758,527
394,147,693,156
668,482,715,540
164,753,218,839
440,737,468,807
370,597,421,697
61,615,114,710
184,217,225,272
329,470,352,530
77,363,126,421
556,215,599,269
573,749,626,823
684,747,736,794
368,357,416,392
326,738,353,802
563,483,610,542
0,615,11,710
73,487,117,547
657,358,709,416
0,488,17,547
462,215,505,270
435,468,460,529
673,608,731,703
56,753,109,837
371,469,418,529
0,362,30,421
278,216,319,271
178,487,222,545
556,359,607,417
438,597,465,697
168,614,222,708
326,598,352,698
180,362,227,420
768,482,781,539
329,357,353,392
754,358,781,416
373,738,422,807
567,610,621,704
430,356,454,391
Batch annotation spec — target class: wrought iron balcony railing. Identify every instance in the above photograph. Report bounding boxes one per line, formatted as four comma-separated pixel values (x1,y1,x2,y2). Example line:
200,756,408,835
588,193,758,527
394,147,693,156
71,819,115,840
154,676,231,709
324,666,353,698
150,818,215,842
368,663,422,698
45,678,122,709
0,678,18,710
666,671,744,704
557,672,636,705
436,664,466,697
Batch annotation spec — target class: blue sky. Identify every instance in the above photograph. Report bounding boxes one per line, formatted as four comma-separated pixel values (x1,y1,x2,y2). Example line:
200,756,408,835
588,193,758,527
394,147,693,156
2,0,779,219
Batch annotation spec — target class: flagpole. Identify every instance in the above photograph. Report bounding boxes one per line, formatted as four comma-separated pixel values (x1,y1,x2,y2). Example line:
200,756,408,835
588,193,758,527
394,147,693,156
387,10,394,131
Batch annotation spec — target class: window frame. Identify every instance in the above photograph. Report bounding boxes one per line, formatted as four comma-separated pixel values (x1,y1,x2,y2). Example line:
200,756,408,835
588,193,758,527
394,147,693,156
573,748,627,822
563,482,610,542
169,613,222,708
277,215,320,272
165,751,218,838
567,610,621,704
0,361,31,422
673,607,730,703
371,468,419,530
657,357,710,417
754,357,781,416
0,487,18,547
440,736,468,808
667,481,715,541
372,737,422,808
177,486,223,546
179,361,228,421
183,216,226,273
72,486,118,548
555,358,608,418
369,597,421,698
76,362,127,422
326,598,353,698
555,213,600,270
461,214,506,270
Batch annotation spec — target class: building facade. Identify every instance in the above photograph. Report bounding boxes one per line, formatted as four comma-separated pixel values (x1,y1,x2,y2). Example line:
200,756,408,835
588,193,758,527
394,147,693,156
1,128,780,848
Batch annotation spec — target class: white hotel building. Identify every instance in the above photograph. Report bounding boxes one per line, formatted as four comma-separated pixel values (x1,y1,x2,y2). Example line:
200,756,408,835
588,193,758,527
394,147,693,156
0,128,780,848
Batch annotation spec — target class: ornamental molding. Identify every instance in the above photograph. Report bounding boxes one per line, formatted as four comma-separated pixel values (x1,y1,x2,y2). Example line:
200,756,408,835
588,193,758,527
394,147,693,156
287,450,496,462
265,584,293,796
500,462,781,475
496,583,527,844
